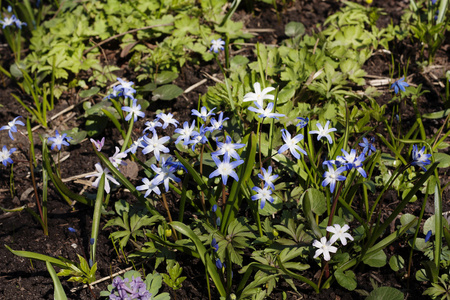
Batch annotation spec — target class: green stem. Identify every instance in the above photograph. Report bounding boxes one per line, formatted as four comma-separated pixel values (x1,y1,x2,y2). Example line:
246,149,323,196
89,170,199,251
121,118,134,153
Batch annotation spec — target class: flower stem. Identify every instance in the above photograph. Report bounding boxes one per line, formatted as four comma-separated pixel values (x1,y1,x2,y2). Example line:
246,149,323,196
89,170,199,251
121,118,134,153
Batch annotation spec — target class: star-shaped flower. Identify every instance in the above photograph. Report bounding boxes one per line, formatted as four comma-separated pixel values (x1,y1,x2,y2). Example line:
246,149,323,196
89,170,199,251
359,137,376,156
0,15,17,28
122,99,145,122
109,146,127,169
124,136,147,154
248,102,285,120
156,112,179,129
390,77,409,94
322,164,347,193
0,145,16,166
258,166,279,190
296,117,309,129
212,135,245,161
278,129,307,160
136,177,161,197
174,121,196,145
209,155,244,185
309,121,337,144
143,119,162,135
243,82,275,108
48,130,72,151
85,162,120,194
142,134,170,161
151,157,181,192
210,38,225,53
251,186,274,209
90,137,105,152
327,224,354,246
188,125,208,151
191,107,216,122
206,112,229,132
0,116,25,140
313,237,337,261
411,144,432,171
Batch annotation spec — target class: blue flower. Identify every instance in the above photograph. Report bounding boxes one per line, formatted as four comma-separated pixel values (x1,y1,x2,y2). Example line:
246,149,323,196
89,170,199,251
206,112,229,132
212,135,245,161
247,102,285,120
411,145,432,171
142,134,170,161
296,117,309,128
151,157,181,192
390,77,409,94
210,39,225,53
322,165,347,193
258,166,278,190
425,230,432,243
174,121,196,145
278,129,307,160
211,238,219,252
0,116,25,140
188,125,208,151
68,227,77,233
191,107,216,122
90,238,95,245
209,156,244,185
0,15,17,28
359,137,376,156
216,258,223,269
121,99,145,122
309,121,337,144
48,130,72,151
251,186,274,209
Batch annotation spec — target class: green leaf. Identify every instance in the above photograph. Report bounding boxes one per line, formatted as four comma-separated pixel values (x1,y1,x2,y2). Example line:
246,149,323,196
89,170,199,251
434,152,450,168
366,286,404,300
155,71,179,85
422,109,450,119
46,262,68,300
303,188,327,216
362,249,386,267
389,255,405,272
79,87,100,98
285,22,305,38
152,84,183,101
334,269,357,291
5,245,68,269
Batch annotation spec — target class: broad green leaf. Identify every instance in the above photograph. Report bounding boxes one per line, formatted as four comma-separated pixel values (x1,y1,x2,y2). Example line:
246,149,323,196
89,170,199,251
334,269,357,291
362,249,386,267
155,71,179,85
434,152,450,168
152,85,183,101
366,287,404,300
303,188,327,216
285,22,305,38
389,255,405,272
79,87,100,98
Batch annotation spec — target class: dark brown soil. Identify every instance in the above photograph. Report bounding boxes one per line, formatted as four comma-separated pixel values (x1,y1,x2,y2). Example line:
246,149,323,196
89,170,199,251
0,0,449,299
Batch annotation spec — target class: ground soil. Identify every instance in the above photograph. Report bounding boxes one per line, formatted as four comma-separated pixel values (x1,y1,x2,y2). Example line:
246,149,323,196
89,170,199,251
0,0,449,299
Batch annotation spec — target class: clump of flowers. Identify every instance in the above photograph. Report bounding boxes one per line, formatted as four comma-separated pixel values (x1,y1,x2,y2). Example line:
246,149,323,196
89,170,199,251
313,224,354,261
109,276,151,300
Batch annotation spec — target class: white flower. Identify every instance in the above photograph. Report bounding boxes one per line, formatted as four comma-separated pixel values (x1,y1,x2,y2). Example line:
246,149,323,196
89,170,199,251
85,163,120,194
327,224,354,246
309,121,337,144
313,237,337,261
243,82,275,108
142,134,170,161
109,146,127,169
210,39,225,53
136,177,161,197
156,112,179,129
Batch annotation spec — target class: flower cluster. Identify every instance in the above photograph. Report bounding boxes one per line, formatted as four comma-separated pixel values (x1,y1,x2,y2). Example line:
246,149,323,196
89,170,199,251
0,10,27,29
109,276,151,300
313,224,354,261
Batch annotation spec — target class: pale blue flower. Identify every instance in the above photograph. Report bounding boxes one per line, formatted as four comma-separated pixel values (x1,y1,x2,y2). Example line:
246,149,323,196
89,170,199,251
191,107,215,122
359,137,376,156
258,166,278,190
309,121,337,144
278,129,307,160
322,164,346,193
48,130,71,151
411,145,431,171
248,102,285,120
296,117,309,128
0,116,25,140
212,135,245,161
188,125,208,151
151,157,181,192
142,134,170,161
0,15,17,28
251,186,274,209
125,136,146,154
136,177,161,197
156,112,179,129
174,121,196,145
206,112,229,132
109,146,127,169
210,38,225,53
143,119,162,135
122,99,145,122
209,156,244,185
